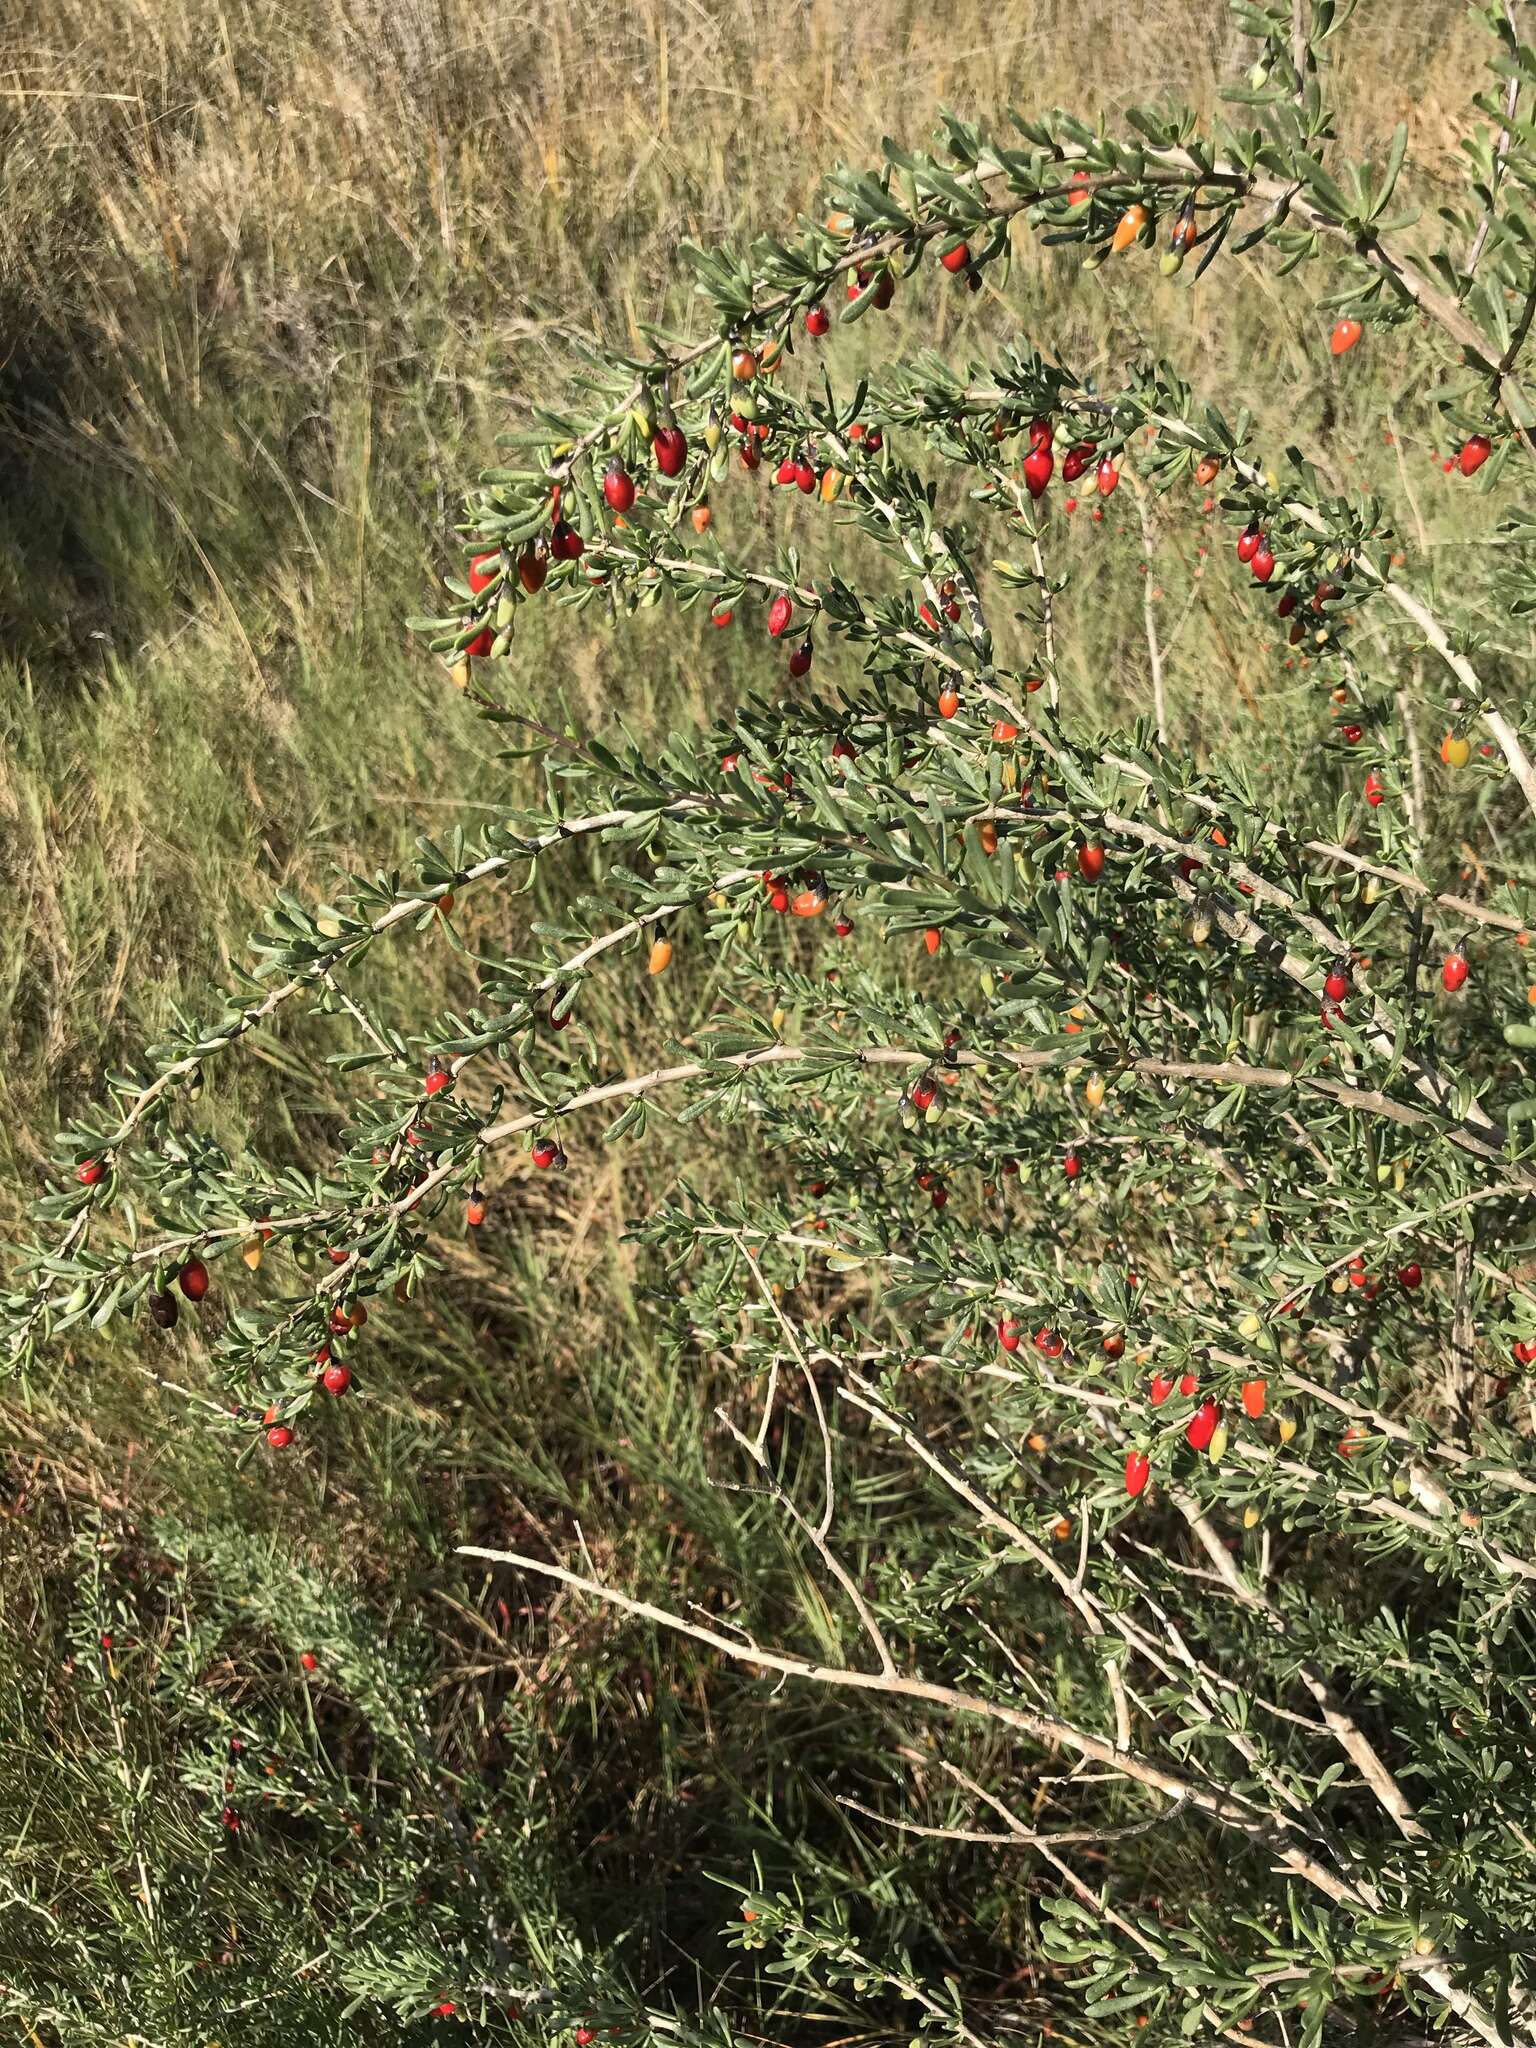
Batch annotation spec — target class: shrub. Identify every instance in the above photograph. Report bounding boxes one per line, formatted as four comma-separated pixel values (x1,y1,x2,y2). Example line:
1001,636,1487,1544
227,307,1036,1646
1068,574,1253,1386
7,2,1536,2040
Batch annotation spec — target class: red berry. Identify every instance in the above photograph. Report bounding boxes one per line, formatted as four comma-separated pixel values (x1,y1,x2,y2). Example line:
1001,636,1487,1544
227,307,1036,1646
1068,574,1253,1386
1102,1332,1125,1360
908,1072,938,1112
1061,443,1093,483
1063,1149,1082,1180
76,1158,106,1186
1178,1372,1198,1396
1458,434,1492,477
1364,769,1385,807
805,303,830,337
1397,1262,1422,1290
321,1362,352,1396
550,519,584,561
1023,446,1053,499
531,1136,565,1170
997,1317,1023,1354
1442,946,1469,992
940,240,970,273
1324,962,1350,1003
767,593,794,638
266,1425,293,1449
1330,318,1363,356
468,551,498,594
222,1805,241,1831
464,627,493,659
178,1258,210,1302
653,426,688,477
300,1651,319,1672
1125,1449,1151,1498
1077,843,1105,881
1236,524,1260,564
1149,1373,1174,1406
1250,538,1275,583
423,1057,450,1096
924,927,942,956
603,459,636,513
1185,1398,1219,1451
834,917,854,937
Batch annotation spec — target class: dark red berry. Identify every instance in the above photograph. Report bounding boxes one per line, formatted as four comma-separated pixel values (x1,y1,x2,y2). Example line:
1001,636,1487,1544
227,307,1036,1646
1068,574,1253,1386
603,459,636,513
1185,1399,1219,1451
1023,445,1053,499
178,1258,210,1302
653,426,688,477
